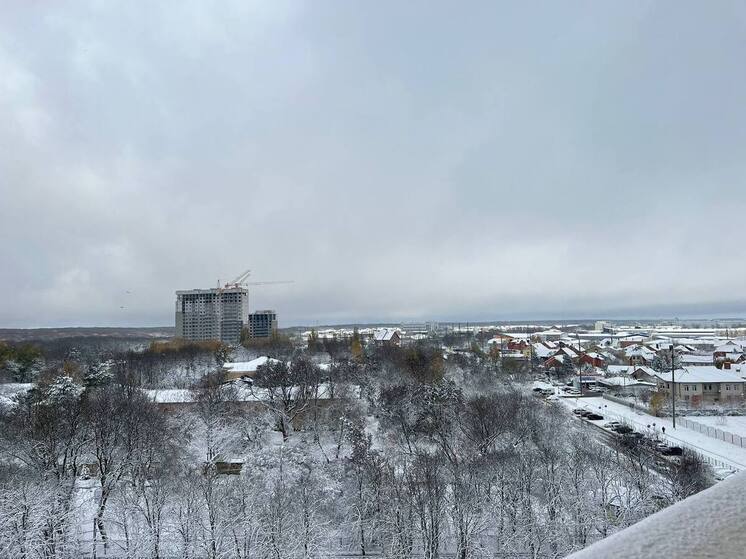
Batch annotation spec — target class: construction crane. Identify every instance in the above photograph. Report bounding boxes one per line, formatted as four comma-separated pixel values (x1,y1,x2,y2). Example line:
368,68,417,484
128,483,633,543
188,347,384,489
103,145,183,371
218,269,294,290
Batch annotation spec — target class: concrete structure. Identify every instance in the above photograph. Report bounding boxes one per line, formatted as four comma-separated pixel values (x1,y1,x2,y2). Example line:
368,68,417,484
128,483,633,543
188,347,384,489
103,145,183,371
567,471,746,559
175,287,248,345
248,309,277,339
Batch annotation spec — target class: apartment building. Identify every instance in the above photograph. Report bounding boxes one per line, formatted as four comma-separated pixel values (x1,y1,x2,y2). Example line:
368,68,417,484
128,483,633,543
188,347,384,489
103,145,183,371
175,287,248,345
248,309,277,339
653,366,746,405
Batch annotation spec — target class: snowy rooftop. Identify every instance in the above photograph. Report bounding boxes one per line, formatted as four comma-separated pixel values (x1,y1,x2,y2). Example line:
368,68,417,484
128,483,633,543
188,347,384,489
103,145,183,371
597,376,655,387
144,382,351,404
654,366,746,384
223,356,281,374
373,328,400,341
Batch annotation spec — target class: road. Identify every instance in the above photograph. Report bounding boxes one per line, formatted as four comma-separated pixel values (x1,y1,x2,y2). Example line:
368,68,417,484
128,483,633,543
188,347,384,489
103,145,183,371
562,396,746,470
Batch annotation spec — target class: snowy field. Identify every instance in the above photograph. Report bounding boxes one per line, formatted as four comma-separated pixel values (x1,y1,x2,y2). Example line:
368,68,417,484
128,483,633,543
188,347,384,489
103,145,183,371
690,415,746,438
562,396,746,471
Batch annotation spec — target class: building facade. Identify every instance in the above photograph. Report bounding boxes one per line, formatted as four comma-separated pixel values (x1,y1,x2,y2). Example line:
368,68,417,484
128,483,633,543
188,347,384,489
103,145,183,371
248,310,277,339
175,287,248,345
653,366,746,405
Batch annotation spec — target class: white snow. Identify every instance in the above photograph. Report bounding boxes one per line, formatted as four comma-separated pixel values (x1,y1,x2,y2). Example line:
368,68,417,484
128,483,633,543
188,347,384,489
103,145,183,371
567,471,746,559
691,415,746,438
563,396,746,470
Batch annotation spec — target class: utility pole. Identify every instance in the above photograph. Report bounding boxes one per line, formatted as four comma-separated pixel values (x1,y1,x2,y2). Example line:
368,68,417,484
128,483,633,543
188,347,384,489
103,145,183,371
671,344,677,429
577,331,583,397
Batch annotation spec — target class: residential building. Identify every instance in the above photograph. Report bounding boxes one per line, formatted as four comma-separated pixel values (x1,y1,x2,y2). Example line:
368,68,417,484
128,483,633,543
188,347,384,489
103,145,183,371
653,366,746,405
175,287,248,345
248,310,278,339
580,351,606,368
596,376,656,395
373,328,401,346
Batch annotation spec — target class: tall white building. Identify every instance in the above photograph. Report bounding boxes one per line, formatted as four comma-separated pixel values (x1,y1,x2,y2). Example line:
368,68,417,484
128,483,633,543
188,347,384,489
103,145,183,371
175,287,248,345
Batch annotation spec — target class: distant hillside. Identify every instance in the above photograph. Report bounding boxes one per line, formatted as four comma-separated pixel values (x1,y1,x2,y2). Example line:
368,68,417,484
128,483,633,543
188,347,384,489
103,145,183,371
0,326,174,343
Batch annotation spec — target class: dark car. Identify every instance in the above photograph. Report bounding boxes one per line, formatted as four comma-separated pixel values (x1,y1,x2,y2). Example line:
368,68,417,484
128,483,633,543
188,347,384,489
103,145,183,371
660,446,683,456
612,424,634,434
585,413,604,420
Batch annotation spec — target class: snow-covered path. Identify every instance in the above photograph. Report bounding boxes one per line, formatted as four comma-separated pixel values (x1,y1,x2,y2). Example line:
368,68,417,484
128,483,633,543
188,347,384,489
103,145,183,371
562,396,746,471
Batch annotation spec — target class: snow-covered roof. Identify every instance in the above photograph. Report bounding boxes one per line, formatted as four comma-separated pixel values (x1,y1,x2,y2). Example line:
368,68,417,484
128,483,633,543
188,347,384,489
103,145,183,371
146,382,341,404
654,366,746,384
716,342,744,353
532,343,555,358
680,354,714,364
223,356,282,374
597,376,655,388
624,345,656,358
373,328,400,341
606,365,657,377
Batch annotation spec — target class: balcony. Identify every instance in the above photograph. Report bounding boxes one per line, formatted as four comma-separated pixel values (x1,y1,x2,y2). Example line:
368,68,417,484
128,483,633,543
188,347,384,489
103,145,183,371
567,472,746,558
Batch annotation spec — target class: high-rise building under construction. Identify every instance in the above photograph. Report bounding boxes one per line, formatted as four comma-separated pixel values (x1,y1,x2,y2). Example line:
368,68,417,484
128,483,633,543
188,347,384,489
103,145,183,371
175,287,248,345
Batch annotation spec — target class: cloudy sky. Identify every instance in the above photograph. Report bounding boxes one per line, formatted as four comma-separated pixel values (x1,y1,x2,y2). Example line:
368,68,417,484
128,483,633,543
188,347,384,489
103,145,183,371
2,1,746,328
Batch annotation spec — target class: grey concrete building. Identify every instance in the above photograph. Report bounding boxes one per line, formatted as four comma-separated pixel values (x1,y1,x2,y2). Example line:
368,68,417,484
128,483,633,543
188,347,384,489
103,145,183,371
248,310,277,339
175,287,248,345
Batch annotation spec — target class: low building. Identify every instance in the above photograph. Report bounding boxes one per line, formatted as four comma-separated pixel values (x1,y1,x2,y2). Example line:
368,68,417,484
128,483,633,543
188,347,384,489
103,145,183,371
680,353,714,366
596,376,656,395
222,356,282,380
373,328,401,346
580,352,606,368
624,345,656,366
653,366,746,405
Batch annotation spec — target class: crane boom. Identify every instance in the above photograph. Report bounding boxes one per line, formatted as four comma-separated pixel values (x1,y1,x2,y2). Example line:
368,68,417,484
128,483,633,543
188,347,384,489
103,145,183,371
229,269,252,285
221,269,293,289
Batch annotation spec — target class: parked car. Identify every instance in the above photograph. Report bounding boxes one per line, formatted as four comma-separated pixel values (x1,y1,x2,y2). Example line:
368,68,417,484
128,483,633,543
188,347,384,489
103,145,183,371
603,421,622,429
585,413,604,420
612,424,634,434
572,408,586,415
660,446,683,456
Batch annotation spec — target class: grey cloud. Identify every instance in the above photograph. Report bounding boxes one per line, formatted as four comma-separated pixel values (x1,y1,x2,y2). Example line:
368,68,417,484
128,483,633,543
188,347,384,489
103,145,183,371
1,1,746,327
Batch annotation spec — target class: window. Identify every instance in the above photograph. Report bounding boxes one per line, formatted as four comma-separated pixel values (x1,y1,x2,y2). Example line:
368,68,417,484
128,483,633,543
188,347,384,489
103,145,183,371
726,385,731,391
685,385,689,392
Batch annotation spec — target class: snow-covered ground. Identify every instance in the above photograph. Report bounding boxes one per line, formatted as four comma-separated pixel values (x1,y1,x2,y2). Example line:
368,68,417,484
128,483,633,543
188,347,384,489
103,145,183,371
562,397,746,471
690,415,746,438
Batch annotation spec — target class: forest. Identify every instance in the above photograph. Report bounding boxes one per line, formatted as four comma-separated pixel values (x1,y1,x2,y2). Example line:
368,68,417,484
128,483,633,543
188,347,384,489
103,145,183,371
0,339,711,559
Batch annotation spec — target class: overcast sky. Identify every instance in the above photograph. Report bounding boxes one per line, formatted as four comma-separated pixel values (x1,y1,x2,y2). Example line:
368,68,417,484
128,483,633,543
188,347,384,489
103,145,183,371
2,1,746,328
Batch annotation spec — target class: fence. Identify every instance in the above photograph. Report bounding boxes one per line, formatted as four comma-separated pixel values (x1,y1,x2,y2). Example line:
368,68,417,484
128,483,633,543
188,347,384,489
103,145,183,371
601,393,642,411
598,394,742,471
678,417,746,449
